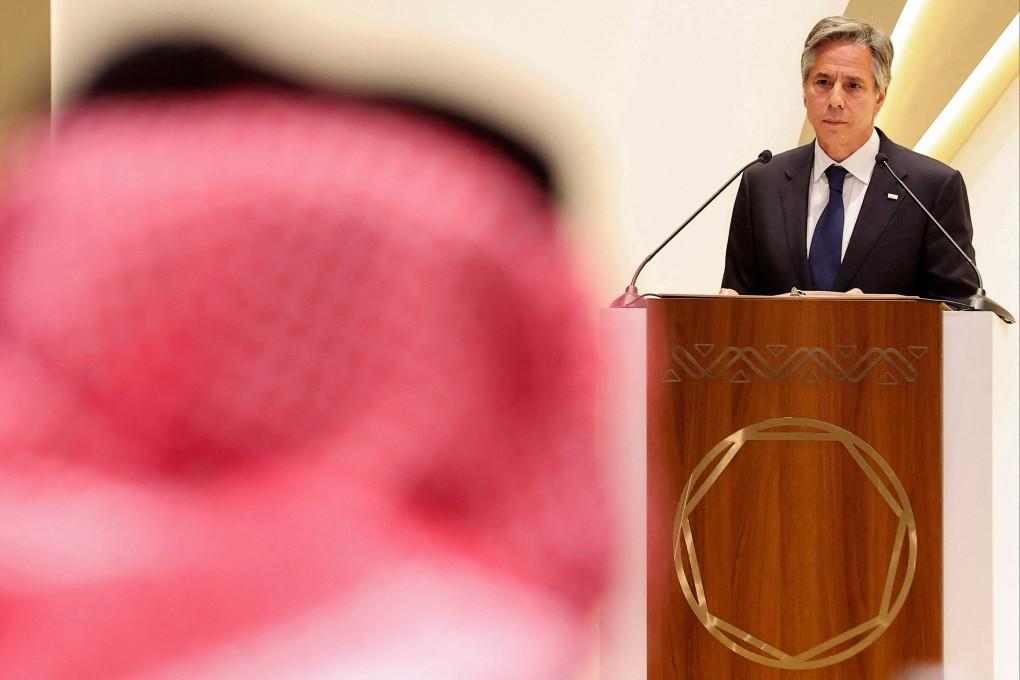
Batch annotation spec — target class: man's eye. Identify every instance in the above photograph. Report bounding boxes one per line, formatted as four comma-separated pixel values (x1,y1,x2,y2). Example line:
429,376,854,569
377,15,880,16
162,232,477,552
816,79,829,86
848,82,861,89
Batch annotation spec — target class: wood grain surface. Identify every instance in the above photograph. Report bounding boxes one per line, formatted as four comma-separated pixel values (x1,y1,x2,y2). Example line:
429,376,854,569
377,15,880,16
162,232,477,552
647,297,943,680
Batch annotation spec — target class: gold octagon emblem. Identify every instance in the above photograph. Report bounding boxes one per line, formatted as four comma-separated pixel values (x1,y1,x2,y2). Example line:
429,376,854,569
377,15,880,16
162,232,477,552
672,417,917,670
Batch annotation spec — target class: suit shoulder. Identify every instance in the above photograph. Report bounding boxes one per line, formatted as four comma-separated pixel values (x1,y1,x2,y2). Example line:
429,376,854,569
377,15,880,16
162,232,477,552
882,138,960,180
744,143,811,180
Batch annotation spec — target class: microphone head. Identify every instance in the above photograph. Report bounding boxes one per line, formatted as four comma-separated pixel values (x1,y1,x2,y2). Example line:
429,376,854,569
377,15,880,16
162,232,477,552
758,149,773,164
875,152,889,164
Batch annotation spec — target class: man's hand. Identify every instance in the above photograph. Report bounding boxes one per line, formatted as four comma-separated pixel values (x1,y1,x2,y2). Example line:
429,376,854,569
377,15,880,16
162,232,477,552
718,287,864,296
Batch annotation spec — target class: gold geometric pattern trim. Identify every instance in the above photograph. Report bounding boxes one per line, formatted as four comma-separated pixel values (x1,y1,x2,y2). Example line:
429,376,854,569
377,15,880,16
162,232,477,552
665,345,928,385
672,417,918,670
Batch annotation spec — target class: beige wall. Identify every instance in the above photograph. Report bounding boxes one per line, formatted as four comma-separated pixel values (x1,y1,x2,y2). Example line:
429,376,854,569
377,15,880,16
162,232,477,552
955,76,1020,321
0,0,48,126
953,90,1020,672
0,0,49,176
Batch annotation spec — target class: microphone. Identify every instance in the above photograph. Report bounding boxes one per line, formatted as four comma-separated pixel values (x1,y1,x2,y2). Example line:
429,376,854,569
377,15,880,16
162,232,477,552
609,150,772,308
874,153,1015,324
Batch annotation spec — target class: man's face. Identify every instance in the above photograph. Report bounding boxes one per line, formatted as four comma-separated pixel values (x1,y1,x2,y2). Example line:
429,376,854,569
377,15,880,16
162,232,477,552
803,40,886,162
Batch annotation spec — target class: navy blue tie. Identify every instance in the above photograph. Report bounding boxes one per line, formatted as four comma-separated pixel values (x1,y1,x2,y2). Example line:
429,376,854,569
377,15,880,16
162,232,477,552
809,165,849,291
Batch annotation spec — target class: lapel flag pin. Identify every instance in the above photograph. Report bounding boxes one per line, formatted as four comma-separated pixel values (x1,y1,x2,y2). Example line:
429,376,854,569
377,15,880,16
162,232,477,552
887,193,899,200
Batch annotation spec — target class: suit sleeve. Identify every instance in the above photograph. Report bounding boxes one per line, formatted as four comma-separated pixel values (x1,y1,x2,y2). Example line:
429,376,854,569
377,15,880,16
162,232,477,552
924,169,980,302
721,172,759,294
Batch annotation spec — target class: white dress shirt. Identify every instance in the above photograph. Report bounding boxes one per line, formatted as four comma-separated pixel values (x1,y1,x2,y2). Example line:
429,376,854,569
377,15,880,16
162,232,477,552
806,129,881,259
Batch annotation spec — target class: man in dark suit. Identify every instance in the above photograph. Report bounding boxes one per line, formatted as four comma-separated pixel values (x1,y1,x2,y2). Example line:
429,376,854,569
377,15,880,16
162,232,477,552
721,16,979,302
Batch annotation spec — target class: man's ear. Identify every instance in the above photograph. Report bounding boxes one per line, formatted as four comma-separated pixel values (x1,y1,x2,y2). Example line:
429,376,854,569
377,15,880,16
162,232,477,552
874,87,887,116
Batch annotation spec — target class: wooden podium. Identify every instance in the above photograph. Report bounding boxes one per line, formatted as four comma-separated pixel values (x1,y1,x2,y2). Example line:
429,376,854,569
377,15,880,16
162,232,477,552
597,297,1017,680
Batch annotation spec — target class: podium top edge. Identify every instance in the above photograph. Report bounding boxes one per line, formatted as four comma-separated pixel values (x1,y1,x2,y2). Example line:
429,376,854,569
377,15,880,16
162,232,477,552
651,293,920,300
602,294,968,312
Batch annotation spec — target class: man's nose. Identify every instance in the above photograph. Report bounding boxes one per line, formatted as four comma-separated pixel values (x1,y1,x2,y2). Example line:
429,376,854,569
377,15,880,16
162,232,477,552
827,85,845,109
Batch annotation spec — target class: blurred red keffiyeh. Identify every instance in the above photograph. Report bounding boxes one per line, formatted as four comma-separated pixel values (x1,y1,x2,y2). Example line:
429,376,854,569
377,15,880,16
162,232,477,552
0,89,609,679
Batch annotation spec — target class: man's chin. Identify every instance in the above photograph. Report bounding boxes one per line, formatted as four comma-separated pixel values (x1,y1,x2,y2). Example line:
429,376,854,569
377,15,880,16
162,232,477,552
815,127,846,143
814,132,865,161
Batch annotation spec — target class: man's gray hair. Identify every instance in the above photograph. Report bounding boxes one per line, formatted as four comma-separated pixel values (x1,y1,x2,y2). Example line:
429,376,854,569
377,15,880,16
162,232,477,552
801,16,894,94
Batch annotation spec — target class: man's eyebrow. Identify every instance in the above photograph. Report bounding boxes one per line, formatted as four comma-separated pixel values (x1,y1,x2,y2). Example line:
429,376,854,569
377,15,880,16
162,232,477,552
812,70,866,84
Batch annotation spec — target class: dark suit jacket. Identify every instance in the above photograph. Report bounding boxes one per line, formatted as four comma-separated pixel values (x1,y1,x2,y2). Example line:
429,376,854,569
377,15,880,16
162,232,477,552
721,130,979,302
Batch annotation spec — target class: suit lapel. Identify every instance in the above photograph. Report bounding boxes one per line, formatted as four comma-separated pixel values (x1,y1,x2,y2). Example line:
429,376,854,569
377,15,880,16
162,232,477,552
780,148,813,287
834,135,907,289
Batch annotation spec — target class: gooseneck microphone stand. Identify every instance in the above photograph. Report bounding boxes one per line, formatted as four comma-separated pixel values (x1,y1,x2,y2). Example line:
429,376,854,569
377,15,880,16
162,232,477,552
875,153,1015,324
610,150,772,308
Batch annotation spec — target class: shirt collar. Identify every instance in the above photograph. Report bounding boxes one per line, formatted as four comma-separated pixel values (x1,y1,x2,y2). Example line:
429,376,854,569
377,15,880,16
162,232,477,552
812,129,881,184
